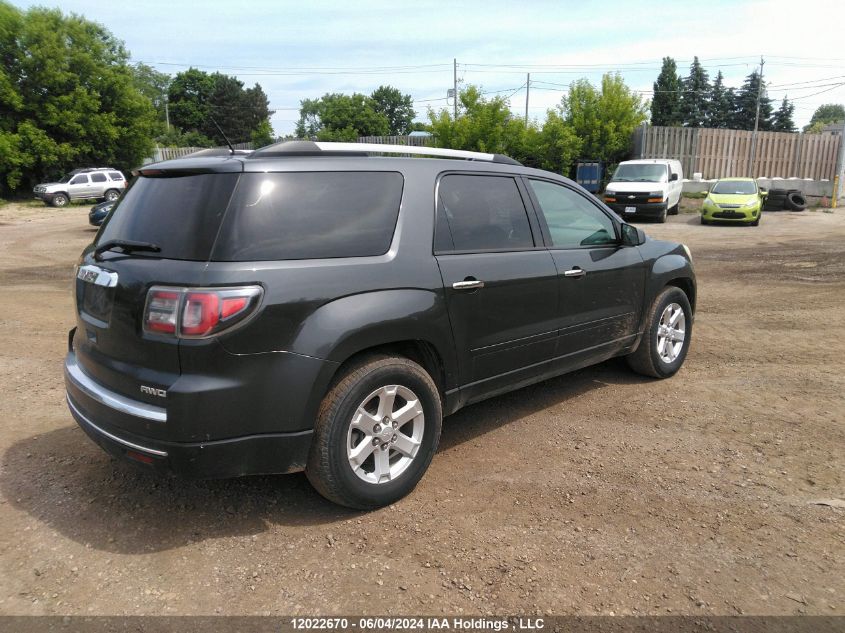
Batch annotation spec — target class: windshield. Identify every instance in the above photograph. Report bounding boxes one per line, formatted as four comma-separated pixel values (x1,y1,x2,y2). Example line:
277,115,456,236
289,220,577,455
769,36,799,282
57,173,73,183
612,164,669,183
711,180,757,195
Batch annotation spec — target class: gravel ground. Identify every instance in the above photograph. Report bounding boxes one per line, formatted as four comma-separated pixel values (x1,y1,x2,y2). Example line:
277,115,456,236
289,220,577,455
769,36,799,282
0,202,842,617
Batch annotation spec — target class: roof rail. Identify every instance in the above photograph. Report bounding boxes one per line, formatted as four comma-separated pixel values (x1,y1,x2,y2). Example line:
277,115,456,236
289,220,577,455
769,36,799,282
247,140,522,165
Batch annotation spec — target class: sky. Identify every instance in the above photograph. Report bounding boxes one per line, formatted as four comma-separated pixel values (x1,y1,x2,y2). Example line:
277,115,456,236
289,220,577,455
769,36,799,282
11,0,845,137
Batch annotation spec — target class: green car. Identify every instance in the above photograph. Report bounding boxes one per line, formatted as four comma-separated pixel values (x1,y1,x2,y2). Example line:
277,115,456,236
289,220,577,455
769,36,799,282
700,178,765,226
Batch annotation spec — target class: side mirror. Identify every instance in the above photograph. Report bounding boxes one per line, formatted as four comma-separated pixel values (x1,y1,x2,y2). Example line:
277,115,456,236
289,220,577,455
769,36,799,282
621,223,646,246
759,187,767,194
670,173,679,182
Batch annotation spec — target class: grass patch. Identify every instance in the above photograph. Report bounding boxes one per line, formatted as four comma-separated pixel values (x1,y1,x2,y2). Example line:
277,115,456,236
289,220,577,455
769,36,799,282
683,191,708,199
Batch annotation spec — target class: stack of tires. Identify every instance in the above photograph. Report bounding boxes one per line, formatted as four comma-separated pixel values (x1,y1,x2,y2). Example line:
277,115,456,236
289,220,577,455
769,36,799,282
764,188,807,212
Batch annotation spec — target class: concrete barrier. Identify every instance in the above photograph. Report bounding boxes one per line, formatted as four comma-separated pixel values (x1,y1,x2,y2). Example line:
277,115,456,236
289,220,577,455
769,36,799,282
683,177,832,200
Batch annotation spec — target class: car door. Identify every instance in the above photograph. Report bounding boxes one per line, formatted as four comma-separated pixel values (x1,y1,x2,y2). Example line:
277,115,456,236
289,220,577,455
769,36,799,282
523,177,646,365
434,173,559,399
67,174,93,200
89,171,108,197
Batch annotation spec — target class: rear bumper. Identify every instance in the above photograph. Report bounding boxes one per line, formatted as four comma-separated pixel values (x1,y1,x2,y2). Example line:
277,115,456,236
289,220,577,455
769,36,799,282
607,202,667,218
64,351,314,478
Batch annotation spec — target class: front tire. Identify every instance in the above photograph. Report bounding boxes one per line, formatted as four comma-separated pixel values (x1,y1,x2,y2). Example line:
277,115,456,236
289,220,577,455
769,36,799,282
626,287,692,378
51,193,68,208
306,355,442,509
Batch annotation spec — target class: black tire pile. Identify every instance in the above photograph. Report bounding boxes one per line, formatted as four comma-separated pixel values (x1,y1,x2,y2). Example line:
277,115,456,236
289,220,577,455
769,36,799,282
764,188,807,212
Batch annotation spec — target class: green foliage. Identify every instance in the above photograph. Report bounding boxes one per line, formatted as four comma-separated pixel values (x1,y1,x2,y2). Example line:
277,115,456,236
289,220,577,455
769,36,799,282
651,57,682,126
771,97,796,133
804,103,845,132
427,86,582,175
732,70,772,131
167,68,272,145
154,126,214,148
0,1,157,194
679,56,710,128
296,93,389,139
131,62,171,130
707,71,733,128
250,119,275,147
561,73,648,165
370,85,415,135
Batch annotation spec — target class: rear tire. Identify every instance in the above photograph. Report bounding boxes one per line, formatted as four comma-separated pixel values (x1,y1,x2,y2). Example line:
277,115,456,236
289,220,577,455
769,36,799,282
306,355,442,509
104,189,120,202
626,286,692,379
51,193,68,208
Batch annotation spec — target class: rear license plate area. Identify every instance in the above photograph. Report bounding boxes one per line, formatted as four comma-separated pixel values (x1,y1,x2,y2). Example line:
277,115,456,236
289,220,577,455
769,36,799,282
77,265,118,326
625,206,636,213
81,283,113,324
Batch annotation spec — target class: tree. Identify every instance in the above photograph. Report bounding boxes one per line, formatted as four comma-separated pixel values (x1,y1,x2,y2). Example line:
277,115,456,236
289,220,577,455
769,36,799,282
804,103,845,132
732,70,772,131
167,68,273,145
529,110,582,175
651,57,682,126
295,93,389,140
771,97,796,132
370,85,415,135
131,63,171,128
679,56,710,127
0,2,157,195
561,73,649,165
708,71,733,128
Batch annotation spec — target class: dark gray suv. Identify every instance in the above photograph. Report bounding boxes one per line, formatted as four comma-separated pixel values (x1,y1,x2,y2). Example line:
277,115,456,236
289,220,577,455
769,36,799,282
64,141,696,508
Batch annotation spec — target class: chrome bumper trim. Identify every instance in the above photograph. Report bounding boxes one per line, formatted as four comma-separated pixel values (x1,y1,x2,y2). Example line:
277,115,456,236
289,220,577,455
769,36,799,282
67,395,168,457
64,353,167,423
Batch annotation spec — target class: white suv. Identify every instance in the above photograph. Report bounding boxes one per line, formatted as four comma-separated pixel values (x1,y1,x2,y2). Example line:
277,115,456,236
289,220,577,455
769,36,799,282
34,168,127,207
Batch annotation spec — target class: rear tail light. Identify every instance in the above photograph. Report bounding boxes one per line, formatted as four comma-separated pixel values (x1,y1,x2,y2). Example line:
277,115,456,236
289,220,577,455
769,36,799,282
143,286,263,338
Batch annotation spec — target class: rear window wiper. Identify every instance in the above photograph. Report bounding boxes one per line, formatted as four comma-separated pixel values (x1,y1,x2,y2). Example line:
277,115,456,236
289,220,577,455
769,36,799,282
94,239,161,261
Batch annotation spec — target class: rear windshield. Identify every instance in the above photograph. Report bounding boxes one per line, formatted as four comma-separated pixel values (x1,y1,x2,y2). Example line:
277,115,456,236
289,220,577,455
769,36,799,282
97,174,238,261
95,171,404,262
211,172,404,261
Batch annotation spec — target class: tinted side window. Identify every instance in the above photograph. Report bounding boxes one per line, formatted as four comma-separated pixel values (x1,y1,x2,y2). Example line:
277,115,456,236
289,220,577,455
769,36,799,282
436,175,533,252
528,180,617,248
98,174,238,261
90,173,107,182
70,175,88,185
108,172,124,181
211,172,404,261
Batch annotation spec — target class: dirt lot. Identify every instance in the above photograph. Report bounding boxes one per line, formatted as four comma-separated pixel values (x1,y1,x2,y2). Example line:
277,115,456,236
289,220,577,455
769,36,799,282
0,202,842,617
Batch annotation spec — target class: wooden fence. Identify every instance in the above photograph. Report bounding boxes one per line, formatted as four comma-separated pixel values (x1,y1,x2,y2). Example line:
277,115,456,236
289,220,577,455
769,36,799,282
633,125,841,180
358,135,433,147
149,142,254,163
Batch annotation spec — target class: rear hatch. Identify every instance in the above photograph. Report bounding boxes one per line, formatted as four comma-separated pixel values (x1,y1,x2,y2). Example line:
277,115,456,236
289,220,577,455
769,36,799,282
72,170,240,436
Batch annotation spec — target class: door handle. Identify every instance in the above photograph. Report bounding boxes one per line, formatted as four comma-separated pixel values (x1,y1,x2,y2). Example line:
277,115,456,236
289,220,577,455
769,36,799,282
452,278,485,291
564,267,586,278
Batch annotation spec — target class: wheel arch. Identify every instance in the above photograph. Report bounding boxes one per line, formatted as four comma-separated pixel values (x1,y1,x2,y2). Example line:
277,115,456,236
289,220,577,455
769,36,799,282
665,276,696,313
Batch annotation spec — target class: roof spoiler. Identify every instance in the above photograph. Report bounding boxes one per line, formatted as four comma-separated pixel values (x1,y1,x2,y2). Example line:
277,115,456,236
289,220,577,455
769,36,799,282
247,140,522,165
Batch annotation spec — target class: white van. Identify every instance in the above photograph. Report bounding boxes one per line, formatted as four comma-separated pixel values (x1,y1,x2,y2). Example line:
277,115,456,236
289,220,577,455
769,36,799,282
603,159,683,223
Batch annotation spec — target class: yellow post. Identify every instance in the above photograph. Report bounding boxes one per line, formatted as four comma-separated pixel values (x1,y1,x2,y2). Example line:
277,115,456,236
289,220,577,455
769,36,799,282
833,175,839,209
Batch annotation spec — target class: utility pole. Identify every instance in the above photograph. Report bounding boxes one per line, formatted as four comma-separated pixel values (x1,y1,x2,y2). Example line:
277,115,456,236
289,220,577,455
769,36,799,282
164,98,170,132
748,55,765,176
524,73,530,127
453,58,458,120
